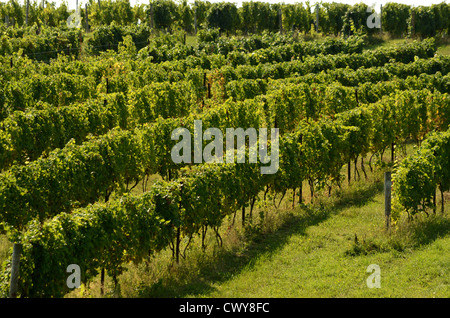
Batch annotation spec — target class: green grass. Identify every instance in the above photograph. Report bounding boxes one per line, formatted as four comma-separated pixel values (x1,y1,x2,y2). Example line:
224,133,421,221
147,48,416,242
185,35,198,47
362,37,407,52
198,194,449,298
0,236,12,268
437,43,450,56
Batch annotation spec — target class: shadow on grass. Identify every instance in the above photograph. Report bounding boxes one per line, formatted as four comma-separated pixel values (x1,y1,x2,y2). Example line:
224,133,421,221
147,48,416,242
138,180,384,298
327,179,384,210
404,214,450,247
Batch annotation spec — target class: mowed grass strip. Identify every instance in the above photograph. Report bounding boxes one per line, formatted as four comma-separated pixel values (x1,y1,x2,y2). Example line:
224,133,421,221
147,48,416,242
198,190,449,298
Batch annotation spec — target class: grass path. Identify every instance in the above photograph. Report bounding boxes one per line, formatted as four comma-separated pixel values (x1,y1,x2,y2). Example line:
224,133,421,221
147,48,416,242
196,190,449,298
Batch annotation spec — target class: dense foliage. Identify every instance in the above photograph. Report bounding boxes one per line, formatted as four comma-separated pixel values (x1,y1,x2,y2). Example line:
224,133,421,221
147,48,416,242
0,3,448,297
393,129,450,219
1,1,449,39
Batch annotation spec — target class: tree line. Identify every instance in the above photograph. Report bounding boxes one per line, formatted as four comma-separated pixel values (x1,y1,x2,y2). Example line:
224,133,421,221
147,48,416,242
0,0,449,39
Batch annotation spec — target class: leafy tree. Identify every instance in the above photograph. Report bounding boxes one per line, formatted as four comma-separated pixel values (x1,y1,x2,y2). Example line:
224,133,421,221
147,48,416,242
409,6,436,38
192,0,211,30
148,0,179,32
281,3,309,33
114,0,134,25
0,2,5,24
239,2,278,34
178,0,193,33
132,3,147,24
239,1,255,34
87,0,136,26
431,2,450,35
381,2,410,38
0,0,71,27
342,2,376,36
206,2,239,35
89,0,115,26
258,2,279,33
8,0,24,26
322,2,350,36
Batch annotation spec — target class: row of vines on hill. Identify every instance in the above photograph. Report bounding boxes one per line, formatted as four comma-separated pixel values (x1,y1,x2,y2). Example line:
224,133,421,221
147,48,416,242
0,55,449,231
1,1,449,38
0,84,448,296
1,60,449,172
0,37,440,118
0,27,448,297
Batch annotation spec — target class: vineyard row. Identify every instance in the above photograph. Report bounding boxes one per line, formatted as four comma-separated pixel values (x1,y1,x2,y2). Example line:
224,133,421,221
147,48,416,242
1,86,449,297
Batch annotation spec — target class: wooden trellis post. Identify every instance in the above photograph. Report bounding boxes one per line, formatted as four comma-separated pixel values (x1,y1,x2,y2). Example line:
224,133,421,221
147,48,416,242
85,3,90,33
8,243,22,298
380,4,383,34
278,8,282,33
26,0,29,26
385,172,392,230
194,1,197,34
315,4,319,32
